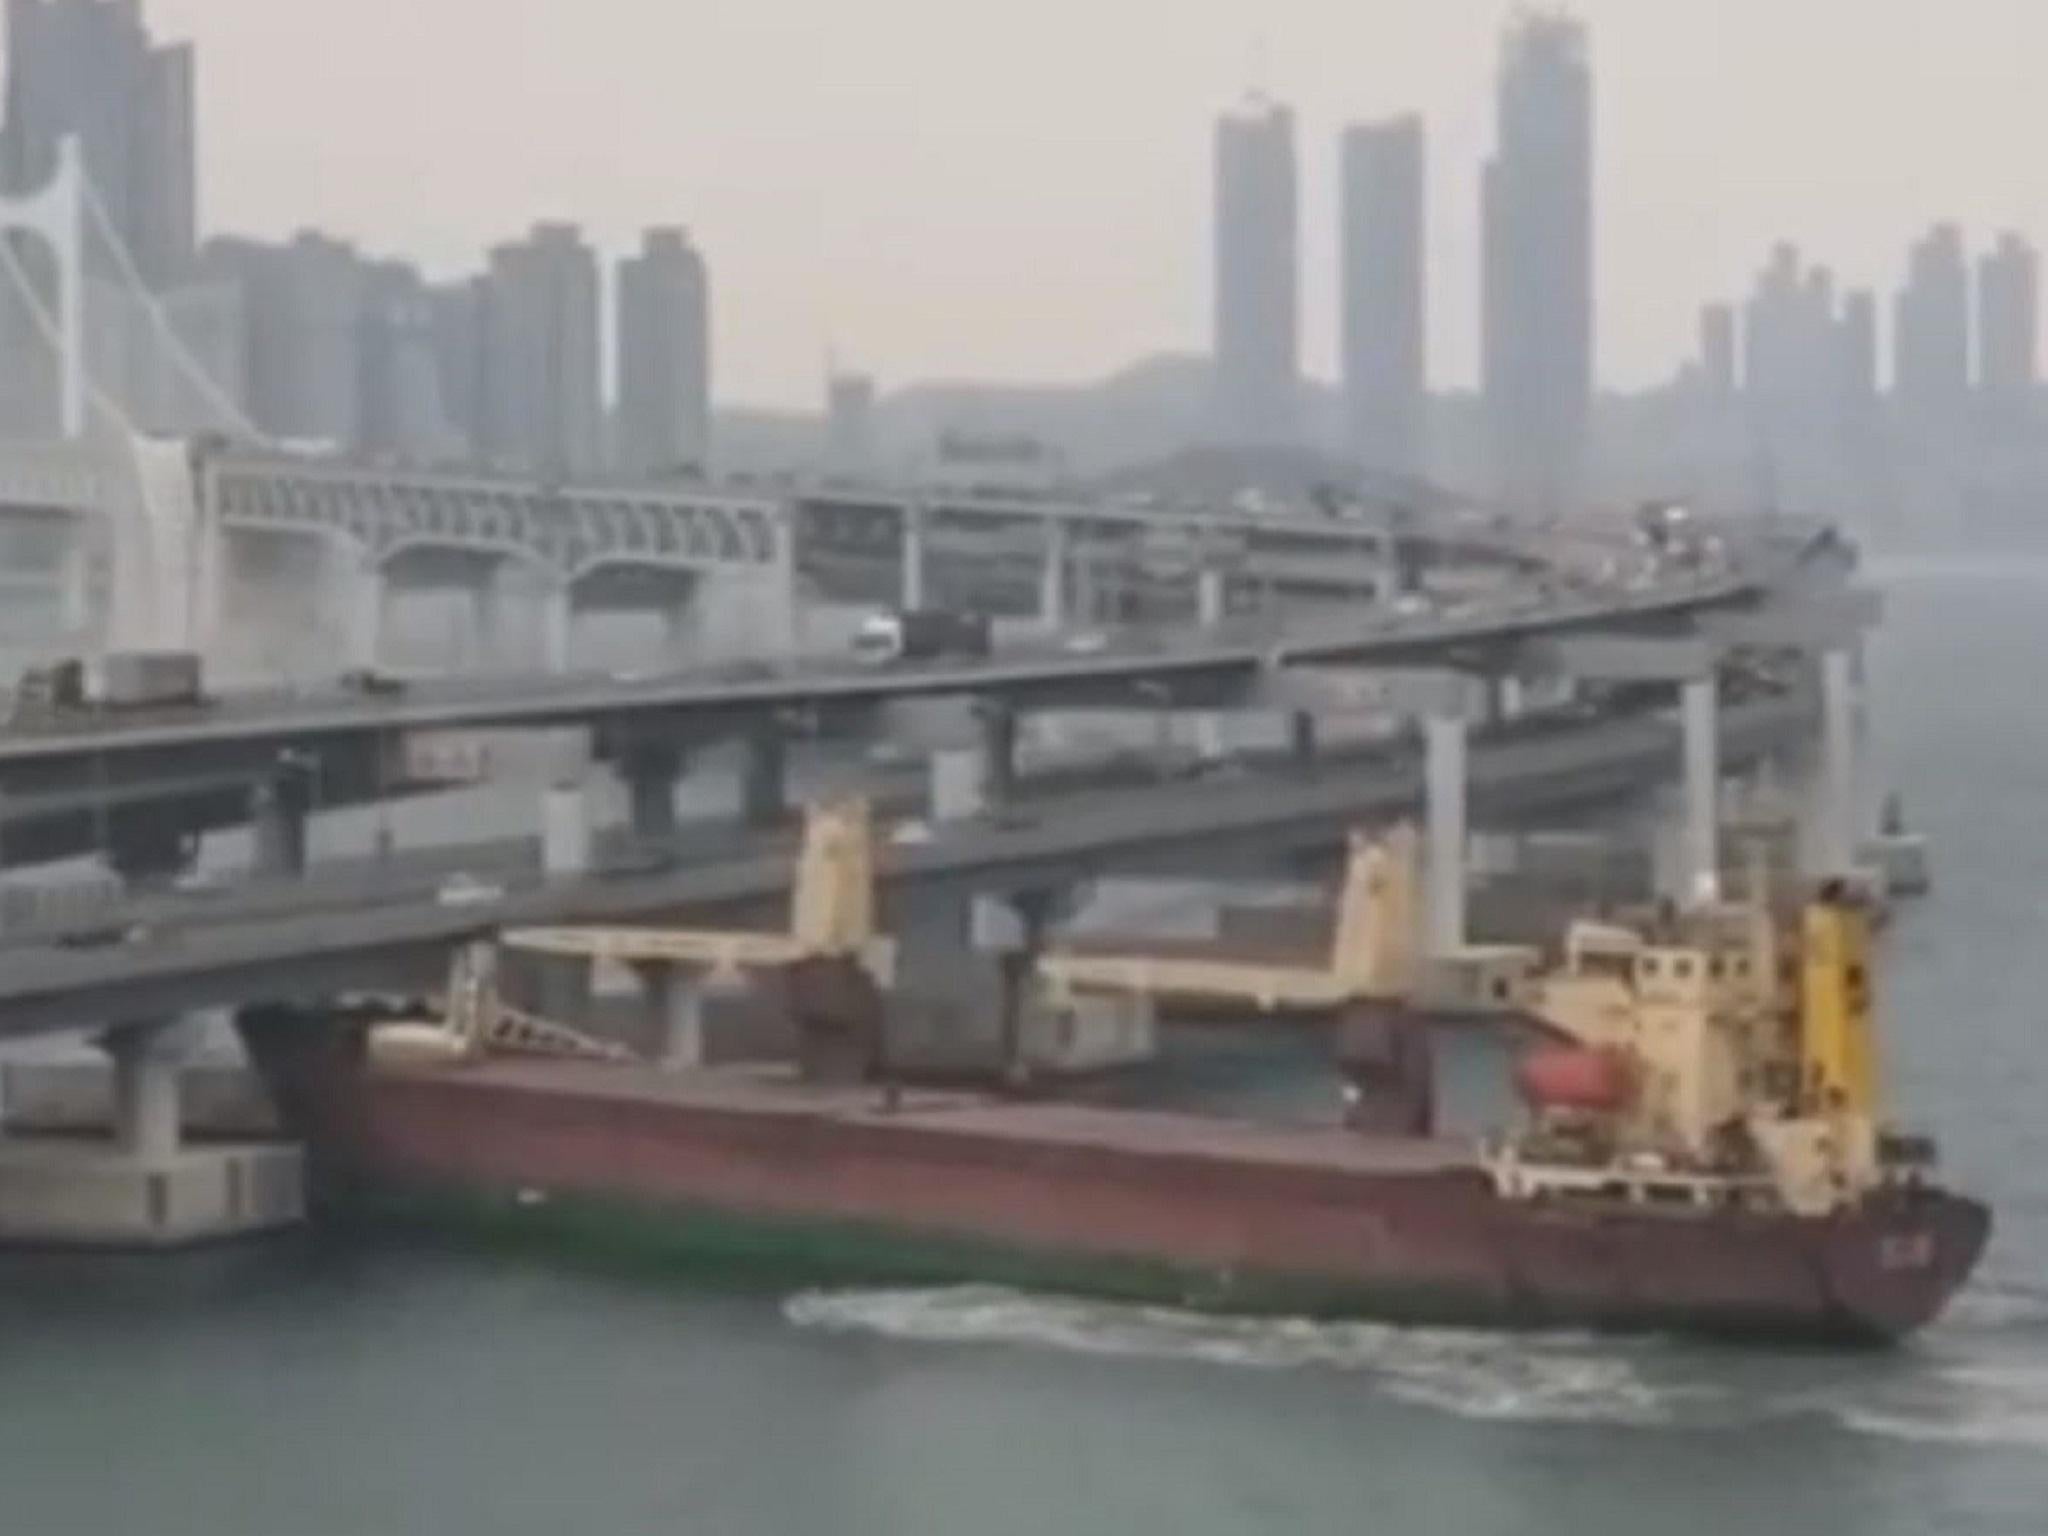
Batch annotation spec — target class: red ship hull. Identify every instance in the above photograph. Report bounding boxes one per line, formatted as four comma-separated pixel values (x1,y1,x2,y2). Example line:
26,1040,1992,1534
314,1059,1986,1344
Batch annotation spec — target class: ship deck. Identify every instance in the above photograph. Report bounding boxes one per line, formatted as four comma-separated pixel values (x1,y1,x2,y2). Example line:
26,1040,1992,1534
383,1058,1479,1179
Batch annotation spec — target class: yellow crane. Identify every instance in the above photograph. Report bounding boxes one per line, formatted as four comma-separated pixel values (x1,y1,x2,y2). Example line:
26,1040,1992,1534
498,796,892,985
371,797,892,1068
1035,824,1423,1016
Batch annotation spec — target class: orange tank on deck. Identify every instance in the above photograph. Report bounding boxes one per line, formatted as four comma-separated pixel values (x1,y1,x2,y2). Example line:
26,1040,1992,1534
1515,1046,1634,1112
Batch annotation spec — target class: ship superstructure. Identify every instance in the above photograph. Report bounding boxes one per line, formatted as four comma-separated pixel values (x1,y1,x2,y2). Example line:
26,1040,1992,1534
1495,859,1934,1221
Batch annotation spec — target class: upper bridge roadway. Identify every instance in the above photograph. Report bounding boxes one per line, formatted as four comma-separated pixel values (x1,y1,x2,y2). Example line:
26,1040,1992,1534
0,687,1814,1038
0,556,1801,782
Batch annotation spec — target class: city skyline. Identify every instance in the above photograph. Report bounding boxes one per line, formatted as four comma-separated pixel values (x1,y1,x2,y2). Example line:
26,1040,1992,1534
97,0,2048,409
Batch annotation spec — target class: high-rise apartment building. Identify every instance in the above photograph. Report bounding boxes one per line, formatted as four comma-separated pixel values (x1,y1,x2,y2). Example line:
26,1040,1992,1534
616,227,711,478
1,0,197,284
1978,231,2038,410
1481,12,1593,514
478,222,602,478
1211,97,1298,444
197,229,365,446
1698,303,1737,401
1893,224,1971,423
0,0,200,430
1339,115,1425,478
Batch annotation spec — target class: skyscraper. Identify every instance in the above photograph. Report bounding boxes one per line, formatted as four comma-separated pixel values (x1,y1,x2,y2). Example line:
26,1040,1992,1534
1836,289,1879,418
478,222,602,477
1211,96,1298,444
358,259,460,461
197,230,365,446
1742,243,1837,423
616,227,711,478
1339,115,1425,478
0,0,196,284
1481,12,1593,515
1698,303,1737,401
1977,231,2037,411
0,0,200,431
1893,224,1971,423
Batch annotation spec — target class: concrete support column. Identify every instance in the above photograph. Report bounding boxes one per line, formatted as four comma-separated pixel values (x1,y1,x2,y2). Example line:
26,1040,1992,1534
621,743,684,843
978,703,1018,810
1039,523,1068,630
1424,713,1468,957
1681,674,1720,903
1481,675,1522,729
901,504,928,611
469,576,504,672
58,537,91,635
541,780,593,875
1192,568,1229,758
249,766,311,880
976,888,1055,1081
538,581,574,674
1819,646,1858,878
339,555,383,672
772,507,801,656
1499,676,1525,722
662,600,696,660
105,813,192,890
1289,710,1318,768
645,968,705,1069
741,721,788,829
104,1021,193,1164
929,747,986,821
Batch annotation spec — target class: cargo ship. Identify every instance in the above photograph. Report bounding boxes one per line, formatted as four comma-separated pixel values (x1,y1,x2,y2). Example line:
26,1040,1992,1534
284,807,1987,1345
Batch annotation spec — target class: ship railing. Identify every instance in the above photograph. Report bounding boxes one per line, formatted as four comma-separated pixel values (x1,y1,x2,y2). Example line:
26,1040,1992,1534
1485,1150,1783,1213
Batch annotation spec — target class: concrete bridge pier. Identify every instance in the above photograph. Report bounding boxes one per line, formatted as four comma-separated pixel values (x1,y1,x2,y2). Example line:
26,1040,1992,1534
901,504,928,610
1424,712,1469,956
58,536,92,637
978,702,1018,809
468,572,506,671
249,758,314,880
104,811,195,890
337,552,384,672
539,580,574,674
0,1009,307,1245
922,702,1018,822
1193,567,1229,759
1818,646,1859,880
661,599,697,660
1680,674,1721,904
620,742,686,843
741,720,788,829
1039,524,1068,630
1288,710,1318,768
636,965,706,1069
104,1020,191,1164
542,779,594,875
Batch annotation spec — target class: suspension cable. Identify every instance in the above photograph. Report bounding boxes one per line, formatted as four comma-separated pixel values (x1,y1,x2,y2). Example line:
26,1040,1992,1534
0,230,134,431
75,171,261,439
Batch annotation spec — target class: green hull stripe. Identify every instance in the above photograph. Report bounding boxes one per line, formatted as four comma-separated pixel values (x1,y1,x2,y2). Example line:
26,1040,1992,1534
340,1177,1491,1324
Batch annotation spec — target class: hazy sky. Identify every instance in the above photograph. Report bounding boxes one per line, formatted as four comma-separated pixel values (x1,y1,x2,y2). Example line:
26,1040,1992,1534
132,0,2048,408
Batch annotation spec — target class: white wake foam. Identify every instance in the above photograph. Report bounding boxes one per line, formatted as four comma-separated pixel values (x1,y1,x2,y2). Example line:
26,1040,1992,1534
784,1285,1676,1426
1827,1359,2048,1449
786,1282,2048,1447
